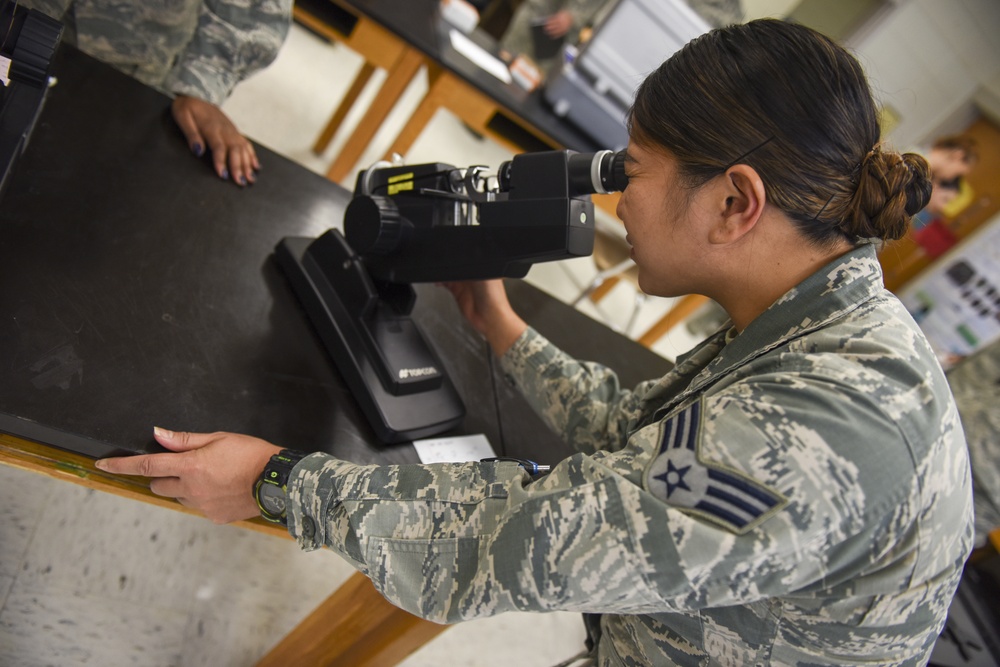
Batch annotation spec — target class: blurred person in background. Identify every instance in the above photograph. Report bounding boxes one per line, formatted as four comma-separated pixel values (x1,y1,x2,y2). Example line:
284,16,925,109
22,0,292,187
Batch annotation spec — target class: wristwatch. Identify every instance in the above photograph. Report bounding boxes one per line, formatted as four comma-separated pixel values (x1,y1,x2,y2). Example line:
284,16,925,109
254,449,309,525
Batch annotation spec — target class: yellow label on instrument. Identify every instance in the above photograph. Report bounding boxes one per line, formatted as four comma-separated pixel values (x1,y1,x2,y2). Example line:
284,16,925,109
386,172,414,195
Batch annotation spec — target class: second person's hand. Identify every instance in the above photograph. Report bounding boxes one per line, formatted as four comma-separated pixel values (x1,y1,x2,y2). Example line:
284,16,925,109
172,95,260,187
543,10,573,39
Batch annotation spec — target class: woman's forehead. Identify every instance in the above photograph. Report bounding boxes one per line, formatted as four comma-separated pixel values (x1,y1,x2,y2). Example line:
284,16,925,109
626,140,678,169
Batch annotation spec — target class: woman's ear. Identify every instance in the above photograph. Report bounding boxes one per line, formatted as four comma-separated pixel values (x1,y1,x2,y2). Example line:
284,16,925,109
708,164,767,244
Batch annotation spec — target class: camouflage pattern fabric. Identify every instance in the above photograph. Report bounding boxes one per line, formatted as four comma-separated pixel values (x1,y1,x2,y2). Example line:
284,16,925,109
681,0,744,29
287,243,972,666
499,0,744,70
20,0,291,105
946,338,1000,547
499,0,608,68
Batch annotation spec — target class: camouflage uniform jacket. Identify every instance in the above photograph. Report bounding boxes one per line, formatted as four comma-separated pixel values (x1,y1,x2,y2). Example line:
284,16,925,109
499,0,607,67
946,339,1000,547
499,0,743,68
287,244,973,666
21,0,291,105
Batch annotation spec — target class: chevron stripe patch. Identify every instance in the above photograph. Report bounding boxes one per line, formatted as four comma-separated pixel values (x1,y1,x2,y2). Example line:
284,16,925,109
644,401,787,534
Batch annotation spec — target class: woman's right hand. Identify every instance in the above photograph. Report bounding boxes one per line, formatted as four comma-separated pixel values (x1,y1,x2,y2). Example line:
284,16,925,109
442,280,528,356
171,95,259,187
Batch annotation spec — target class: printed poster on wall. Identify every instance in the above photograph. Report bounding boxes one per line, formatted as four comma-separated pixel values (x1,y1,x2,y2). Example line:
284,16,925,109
900,212,1000,370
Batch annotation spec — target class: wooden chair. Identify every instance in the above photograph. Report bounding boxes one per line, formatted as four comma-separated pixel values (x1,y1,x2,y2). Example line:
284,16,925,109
294,2,426,183
572,226,646,335
572,227,711,346
637,294,710,348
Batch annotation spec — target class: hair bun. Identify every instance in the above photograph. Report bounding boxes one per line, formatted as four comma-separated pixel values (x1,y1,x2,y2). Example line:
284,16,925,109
900,153,933,216
844,148,932,241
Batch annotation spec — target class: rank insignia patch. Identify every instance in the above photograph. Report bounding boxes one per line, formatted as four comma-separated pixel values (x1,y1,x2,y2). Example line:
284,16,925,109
644,401,787,534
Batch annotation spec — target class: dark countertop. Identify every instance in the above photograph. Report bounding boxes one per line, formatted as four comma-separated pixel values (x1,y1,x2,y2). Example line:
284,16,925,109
0,44,669,466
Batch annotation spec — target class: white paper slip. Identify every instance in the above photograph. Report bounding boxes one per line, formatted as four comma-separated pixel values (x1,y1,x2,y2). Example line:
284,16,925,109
413,433,496,464
0,56,12,87
449,29,512,84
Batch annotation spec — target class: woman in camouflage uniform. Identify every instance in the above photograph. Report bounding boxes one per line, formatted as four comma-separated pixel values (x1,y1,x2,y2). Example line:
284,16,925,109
99,19,973,666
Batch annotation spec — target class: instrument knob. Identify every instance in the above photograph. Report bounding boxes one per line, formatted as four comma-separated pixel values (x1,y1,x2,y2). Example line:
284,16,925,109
6,9,63,87
344,195,404,256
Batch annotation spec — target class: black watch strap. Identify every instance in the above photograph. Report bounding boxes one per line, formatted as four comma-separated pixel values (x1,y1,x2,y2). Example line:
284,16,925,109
254,449,309,525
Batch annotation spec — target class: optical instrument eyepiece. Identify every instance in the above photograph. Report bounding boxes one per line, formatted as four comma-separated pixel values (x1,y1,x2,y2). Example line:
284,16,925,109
496,149,628,196
567,149,628,195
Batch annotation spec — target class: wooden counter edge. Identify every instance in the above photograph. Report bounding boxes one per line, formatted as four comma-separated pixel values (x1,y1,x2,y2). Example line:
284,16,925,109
0,432,448,667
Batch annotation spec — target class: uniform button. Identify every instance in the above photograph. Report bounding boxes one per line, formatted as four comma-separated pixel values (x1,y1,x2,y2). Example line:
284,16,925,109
301,516,316,540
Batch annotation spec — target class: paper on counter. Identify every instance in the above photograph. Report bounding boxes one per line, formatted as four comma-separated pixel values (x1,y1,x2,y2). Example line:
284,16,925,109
440,0,479,34
449,29,512,84
0,56,11,87
413,433,496,463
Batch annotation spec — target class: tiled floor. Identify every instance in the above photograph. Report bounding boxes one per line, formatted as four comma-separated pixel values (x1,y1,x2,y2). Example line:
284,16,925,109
0,22,709,667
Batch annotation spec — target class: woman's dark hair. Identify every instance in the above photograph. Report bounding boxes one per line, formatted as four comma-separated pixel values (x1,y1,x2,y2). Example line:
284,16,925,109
627,19,931,246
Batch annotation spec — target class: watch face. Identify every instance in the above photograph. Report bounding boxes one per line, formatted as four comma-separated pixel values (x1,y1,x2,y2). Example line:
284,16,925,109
258,482,286,517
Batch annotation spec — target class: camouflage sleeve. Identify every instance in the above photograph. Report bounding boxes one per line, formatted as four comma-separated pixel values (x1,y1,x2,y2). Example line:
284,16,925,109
564,0,608,29
15,0,72,19
684,0,744,28
500,0,606,57
285,450,687,623
284,342,970,629
163,0,292,105
947,339,1000,546
499,327,658,454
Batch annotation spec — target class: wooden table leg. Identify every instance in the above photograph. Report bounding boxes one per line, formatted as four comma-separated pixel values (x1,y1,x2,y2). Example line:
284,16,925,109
325,48,425,184
382,68,533,162
588,275,622,303
380,65,450,162
637,294,709,348
256,571,448,667
313,61,377,155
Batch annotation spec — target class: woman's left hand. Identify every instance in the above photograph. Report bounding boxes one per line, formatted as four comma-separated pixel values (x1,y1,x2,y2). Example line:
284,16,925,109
95,428,282,524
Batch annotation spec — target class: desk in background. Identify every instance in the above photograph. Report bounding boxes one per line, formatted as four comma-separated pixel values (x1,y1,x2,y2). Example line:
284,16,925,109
0,45,669,665
296,0,706,346
295,0,604,181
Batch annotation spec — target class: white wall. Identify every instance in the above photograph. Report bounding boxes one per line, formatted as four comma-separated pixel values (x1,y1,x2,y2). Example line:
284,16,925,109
740,0,1000,148
847,0,1000,147
741,0,800,19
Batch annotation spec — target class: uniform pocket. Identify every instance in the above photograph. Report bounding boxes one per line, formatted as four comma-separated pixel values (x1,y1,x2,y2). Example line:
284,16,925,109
366,536,483,622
